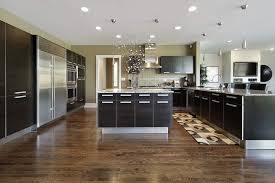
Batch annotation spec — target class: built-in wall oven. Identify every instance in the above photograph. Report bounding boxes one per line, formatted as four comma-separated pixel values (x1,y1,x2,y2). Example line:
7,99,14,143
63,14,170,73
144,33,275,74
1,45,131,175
68,86,76,105
67,62,77,85
77,65,85,80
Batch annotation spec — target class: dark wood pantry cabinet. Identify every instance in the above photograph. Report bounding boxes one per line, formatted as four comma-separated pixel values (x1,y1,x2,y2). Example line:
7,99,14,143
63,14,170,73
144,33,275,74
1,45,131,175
0,21,5,139
0,22,35,139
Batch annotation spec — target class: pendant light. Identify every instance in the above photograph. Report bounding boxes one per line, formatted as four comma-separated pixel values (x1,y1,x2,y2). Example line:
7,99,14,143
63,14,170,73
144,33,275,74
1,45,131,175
218,49,222,56
242,40,247,49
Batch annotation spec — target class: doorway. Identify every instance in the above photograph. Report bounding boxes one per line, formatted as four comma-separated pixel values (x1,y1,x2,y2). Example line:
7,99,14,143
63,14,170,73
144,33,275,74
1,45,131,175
96,55,122,103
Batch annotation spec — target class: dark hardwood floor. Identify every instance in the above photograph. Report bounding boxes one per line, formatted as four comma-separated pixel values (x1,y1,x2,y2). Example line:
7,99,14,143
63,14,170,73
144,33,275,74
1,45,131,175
0,108,275,182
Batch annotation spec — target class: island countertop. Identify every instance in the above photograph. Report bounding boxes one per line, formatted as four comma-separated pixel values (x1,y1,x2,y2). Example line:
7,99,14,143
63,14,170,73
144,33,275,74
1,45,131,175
97,89,174,93
185,87,275,96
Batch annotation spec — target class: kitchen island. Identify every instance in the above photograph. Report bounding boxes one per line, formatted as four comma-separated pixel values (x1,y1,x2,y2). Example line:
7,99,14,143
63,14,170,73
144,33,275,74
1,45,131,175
186,87,275,149
97,89,173,134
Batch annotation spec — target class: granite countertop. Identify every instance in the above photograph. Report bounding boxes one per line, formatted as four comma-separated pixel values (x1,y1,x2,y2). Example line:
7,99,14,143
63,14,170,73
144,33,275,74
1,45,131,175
185,87,275,96
98,89,174,93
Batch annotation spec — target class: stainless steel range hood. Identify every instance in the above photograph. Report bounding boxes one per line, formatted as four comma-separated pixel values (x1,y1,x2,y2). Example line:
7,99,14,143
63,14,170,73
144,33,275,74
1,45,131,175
144,43,162,69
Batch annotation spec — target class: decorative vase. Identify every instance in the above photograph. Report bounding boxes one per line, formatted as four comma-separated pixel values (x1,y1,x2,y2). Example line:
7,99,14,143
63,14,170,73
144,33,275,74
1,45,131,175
131,74,139,89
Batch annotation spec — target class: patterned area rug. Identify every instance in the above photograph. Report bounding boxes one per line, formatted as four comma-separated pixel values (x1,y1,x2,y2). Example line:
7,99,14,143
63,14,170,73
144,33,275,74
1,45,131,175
173,113,236,145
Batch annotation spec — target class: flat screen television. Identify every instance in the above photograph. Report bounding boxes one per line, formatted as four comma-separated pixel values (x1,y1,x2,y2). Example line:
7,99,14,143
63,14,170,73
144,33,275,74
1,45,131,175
233,62,258,77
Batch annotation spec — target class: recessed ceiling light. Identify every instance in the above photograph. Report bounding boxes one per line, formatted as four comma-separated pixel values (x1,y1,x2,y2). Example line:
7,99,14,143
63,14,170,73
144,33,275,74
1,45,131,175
174,26,182,30
95,26,102,31
150,35,156,39
227,40,232,43
188,6,197,12
116,34,121,39
270,48,274,51
234,48,239,51
81,7,89,13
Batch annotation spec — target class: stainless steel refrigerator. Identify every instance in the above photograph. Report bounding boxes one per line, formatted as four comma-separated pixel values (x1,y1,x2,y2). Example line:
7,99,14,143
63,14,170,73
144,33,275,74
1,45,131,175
36,37,67,128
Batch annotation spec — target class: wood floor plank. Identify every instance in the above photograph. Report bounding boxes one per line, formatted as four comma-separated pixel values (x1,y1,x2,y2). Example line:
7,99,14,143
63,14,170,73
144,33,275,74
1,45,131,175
0,108,275,183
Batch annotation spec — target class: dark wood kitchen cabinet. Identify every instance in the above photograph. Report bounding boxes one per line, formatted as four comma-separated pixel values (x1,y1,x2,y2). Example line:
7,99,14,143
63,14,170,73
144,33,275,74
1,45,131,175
5,24,34,135
172,89,187,107
0,21,5,139
135,100,153,127
187,90,195,114
154,94,173,127
210,93,223,128
200,92,210,121
224,95,242,139
117,101,135,127
77,80,85,105
194,91,201,117
160,56,194,74
98,101,117,127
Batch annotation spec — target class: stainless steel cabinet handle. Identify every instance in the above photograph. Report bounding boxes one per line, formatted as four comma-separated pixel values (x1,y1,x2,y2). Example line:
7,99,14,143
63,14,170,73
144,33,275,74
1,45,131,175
139,101,150,104
120,94,132,97
202,97,208,101
174,72,180,74
212,93,220,96
226,95,237,99
157,101,169,104
163,72,170,74
120,101,132,104
139,94,150,97
158,94,169,97
102,101,113,104
14,91,26,94
102,94,113,97
14,95,26,99
195,95,200,98
212,100,220,104
174,92,181,94
226,103,237,108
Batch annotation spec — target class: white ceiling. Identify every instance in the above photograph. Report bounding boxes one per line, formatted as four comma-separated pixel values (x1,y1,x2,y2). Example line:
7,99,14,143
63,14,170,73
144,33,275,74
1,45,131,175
1,0,275,51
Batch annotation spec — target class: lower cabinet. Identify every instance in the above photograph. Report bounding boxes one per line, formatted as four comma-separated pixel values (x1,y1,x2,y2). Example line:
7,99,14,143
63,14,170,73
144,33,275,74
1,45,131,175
98,101,117,127
117,101,135,127
194,94,201,117
0,97,5,139
224,102,242,139
154,95,173,127
135,100,153,127
210,96,223,128
6,94,33,135
201,94,210,121
187,90,194,113
172,89,187,107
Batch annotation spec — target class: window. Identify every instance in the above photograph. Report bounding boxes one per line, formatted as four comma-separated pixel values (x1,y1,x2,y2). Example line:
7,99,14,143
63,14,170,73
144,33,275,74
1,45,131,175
206,66,219,83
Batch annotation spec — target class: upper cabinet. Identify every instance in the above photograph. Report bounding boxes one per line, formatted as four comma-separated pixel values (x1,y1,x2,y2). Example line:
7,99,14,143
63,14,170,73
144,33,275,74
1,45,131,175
66,50,86,67
160,56,194,74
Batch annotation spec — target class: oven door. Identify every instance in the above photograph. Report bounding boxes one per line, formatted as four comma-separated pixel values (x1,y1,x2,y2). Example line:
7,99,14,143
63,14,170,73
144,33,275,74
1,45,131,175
67,87,76,104
78,66,85,80
67,66,77,85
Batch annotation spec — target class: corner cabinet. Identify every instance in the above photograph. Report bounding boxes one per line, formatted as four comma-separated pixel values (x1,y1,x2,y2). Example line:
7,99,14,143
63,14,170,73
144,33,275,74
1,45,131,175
160,56,194,74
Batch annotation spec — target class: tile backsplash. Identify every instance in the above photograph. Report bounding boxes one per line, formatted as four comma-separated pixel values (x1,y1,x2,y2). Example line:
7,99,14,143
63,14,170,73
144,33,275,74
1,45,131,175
132,69,188,87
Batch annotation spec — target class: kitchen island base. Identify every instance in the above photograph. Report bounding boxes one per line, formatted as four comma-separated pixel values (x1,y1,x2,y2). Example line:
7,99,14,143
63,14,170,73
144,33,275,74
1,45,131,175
102,127,168,134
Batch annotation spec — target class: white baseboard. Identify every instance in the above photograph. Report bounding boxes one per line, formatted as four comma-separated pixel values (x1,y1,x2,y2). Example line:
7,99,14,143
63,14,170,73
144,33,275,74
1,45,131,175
85,103,97,108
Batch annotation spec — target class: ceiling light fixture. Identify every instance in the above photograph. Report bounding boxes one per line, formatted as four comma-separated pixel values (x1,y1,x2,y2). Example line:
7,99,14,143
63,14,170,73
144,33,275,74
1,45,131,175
111,19,117,23
116,34,121,39
154,19,159,23
174,26,182,30
188,6,197,12
216,22,223,26
218,49,222,56
234,48,239,51
81,7,89,13
95,26,102,31
150,35,156,39
240,4,248,10
270,48,274,51
227,40,232,43
202,33,207,37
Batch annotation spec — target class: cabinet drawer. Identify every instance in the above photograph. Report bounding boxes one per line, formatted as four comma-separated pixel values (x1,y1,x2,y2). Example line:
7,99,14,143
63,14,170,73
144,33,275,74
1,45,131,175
135,93,153,100
224,94,242,104
154,93,172,101
210,92,223,101
117,93,135,101
98,93,116,101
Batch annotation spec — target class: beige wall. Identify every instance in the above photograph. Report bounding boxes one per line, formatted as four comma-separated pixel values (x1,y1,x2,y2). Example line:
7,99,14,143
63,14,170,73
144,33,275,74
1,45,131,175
71,44,197,103
0,8,70,49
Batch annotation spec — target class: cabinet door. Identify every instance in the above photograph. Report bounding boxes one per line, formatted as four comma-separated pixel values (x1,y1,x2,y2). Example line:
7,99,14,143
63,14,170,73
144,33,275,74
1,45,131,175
117,101,135,127
173,91,181,107
224,103,242,138
160,57,172,73
98,101,116,127
0,97,5,139
7,94,33,135
173,57,182,74
201,96,210,121
0,21,5,97
154,96,172,127
6,24,33,96
210,99,223,128
194,95,201,117
136,100,153,127
182,56,194,74
187,90,194,113
77,80,85,104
